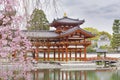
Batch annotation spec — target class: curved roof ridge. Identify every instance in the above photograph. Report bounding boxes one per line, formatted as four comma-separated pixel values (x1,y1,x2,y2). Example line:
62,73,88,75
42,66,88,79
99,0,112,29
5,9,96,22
51,17,85,27
55,17,80,21
60,26,95,38
61,26,80,35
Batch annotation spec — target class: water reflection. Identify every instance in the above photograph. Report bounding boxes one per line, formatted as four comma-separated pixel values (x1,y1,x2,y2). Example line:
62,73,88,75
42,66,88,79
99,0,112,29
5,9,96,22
31,69,120,80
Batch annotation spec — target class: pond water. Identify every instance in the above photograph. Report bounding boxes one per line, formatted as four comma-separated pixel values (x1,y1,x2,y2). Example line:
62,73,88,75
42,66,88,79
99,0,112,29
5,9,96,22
1,53,120,80
30,69,120,80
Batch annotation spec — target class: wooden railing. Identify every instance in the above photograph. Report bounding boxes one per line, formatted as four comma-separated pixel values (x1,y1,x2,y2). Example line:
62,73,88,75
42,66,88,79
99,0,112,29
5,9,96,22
31,41,91,46
86,57,118,61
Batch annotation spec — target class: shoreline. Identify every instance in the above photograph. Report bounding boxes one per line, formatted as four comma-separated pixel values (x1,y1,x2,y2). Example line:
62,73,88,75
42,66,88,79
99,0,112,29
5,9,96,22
32,61,118,71
0,61,119,71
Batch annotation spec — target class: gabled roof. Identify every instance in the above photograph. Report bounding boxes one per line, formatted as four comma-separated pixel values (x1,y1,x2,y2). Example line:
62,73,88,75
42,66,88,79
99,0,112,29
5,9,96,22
50,17,85,27
60,26,95,38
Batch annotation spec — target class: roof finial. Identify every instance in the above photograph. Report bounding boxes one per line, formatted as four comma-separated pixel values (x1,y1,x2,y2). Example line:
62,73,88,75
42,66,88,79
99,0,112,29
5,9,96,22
64,12,67,17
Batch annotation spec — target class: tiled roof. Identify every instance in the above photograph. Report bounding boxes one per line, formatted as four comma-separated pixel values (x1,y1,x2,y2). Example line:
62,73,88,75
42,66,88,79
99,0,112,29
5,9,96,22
60,26,94,38
22,30,59,38
55,17,84,24
23,26,94,38
51,17,84,27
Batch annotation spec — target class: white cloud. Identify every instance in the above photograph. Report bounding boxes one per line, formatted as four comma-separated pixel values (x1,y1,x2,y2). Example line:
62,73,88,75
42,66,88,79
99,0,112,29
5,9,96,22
42,0,120,34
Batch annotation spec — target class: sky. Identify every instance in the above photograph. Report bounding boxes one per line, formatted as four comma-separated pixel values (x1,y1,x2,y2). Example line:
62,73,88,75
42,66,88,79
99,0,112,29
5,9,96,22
43,0,120,34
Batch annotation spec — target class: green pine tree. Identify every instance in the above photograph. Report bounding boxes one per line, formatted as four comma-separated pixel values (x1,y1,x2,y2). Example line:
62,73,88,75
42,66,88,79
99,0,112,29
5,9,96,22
111,19,120,51
27,8,49,30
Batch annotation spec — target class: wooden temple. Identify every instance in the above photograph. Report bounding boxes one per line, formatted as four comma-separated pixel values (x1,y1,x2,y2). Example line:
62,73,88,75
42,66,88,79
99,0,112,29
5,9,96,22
24,15,94,61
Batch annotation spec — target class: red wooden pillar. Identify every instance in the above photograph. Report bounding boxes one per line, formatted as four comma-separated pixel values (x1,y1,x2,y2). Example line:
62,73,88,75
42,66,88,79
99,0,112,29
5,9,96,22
79,49,81,61
65,45,68,62
47,46,50,61
35,47,39,61
75,45,77,61
65,37,68,62
58,46,60,61
62,46,64,61
54,49,56,61
84,46,87,61
70,49,71,60
44,51,46,61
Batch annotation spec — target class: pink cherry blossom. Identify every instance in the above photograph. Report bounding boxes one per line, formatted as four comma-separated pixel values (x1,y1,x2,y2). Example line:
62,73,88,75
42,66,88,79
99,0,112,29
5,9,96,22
0,0,33,80
0,14,4,19
2,40,8,45
0,0,3,4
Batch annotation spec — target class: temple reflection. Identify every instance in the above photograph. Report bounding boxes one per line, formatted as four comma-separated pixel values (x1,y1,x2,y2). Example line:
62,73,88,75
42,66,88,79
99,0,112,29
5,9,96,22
31,69,87,80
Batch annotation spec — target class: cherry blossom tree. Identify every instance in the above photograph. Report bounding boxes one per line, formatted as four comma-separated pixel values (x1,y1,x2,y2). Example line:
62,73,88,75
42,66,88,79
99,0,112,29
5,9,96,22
0,0,33,79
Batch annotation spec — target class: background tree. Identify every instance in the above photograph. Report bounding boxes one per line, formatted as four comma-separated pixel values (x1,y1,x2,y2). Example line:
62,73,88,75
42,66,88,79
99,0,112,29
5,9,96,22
84,27,112,40
111,19,120,51
84,27,99,41
99,31,112,50
99,31,112,40
27,8,49,30
84,27,99,53
84,27,112,52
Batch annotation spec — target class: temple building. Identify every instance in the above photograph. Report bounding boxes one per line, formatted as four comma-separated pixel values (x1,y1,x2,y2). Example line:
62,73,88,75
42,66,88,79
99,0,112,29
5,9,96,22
97,35,110,48
24,15,95,61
